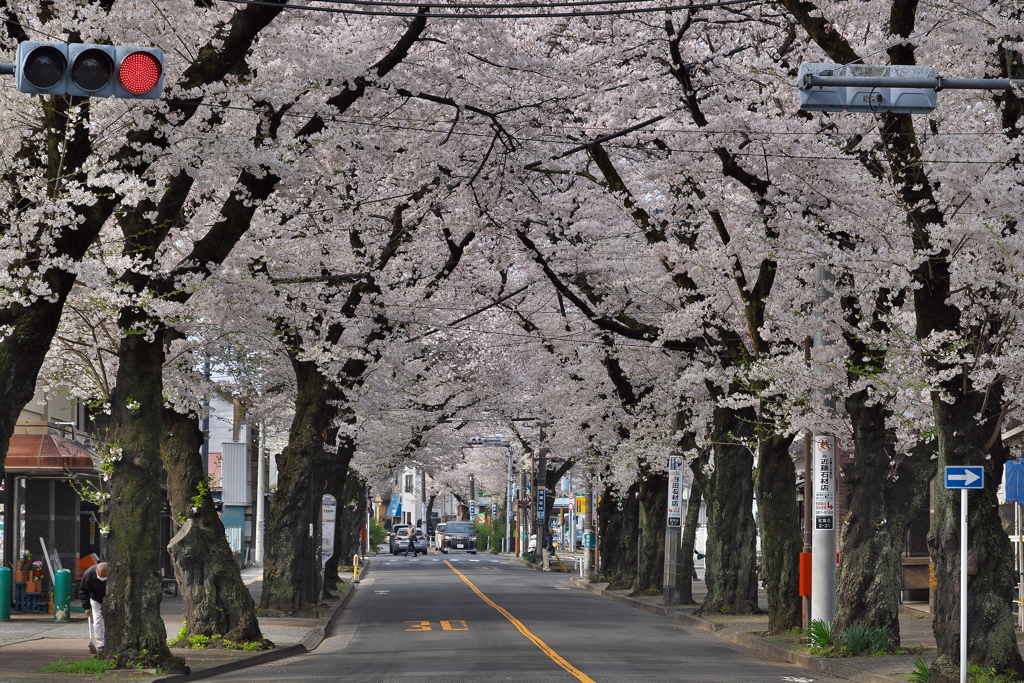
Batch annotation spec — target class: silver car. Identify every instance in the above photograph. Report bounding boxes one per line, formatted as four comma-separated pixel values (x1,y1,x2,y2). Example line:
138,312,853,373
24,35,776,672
393,527,428,555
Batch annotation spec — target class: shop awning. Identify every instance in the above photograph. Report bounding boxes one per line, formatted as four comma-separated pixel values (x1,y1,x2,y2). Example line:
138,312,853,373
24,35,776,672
387,494,402,517
5,435,100,475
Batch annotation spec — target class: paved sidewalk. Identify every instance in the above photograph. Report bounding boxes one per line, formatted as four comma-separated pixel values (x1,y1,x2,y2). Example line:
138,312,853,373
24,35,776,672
0,562,365,682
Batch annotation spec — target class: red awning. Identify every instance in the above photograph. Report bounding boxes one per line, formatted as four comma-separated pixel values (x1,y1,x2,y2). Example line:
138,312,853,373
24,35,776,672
5,434,100,475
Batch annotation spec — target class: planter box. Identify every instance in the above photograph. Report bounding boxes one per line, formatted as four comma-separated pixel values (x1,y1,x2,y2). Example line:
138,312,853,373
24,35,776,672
24,580,40,593
15,571,28,582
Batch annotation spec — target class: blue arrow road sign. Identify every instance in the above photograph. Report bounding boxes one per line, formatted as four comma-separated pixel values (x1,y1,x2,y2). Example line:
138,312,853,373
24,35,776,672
945,466,984,489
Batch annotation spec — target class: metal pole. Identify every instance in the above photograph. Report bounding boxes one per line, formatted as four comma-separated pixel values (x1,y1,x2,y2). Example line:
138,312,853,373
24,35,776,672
254,423,266,566
1017,503,1023,632
961,488,968,683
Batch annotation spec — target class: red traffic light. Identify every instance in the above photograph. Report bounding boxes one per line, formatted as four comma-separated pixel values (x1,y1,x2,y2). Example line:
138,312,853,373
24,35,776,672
118,51,162,95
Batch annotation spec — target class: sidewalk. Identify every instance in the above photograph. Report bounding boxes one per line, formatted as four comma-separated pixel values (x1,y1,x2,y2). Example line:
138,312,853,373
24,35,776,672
0,562,364,682
512,554,967,683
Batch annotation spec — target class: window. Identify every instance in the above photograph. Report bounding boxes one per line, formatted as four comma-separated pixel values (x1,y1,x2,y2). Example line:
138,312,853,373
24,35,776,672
404,474,414,493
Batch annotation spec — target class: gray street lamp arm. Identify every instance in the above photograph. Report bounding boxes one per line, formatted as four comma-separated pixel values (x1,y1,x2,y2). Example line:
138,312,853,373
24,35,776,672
802,73,1024,92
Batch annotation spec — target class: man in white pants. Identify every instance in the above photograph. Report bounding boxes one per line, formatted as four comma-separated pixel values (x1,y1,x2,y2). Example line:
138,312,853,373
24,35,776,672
80,562,109,653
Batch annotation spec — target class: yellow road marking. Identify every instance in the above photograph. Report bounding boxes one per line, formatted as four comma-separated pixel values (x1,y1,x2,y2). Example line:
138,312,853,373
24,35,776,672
405,620,432,631
445,560,595,683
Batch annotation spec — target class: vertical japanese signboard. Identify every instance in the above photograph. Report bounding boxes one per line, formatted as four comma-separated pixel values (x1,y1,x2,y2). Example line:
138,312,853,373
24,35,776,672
537,487,546,524
814,436,835,530
667,455,684,527
321,494,338,569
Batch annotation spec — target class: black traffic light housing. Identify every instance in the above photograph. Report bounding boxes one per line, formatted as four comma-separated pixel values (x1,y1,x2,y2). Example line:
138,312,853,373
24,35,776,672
16,41,164,99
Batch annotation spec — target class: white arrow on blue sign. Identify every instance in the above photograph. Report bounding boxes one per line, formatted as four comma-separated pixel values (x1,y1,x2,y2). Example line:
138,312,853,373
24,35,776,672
944,466,984,489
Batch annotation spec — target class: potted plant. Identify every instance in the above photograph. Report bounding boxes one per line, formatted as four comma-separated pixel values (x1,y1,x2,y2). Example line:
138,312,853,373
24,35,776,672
15,552,31,582
25,560,45,593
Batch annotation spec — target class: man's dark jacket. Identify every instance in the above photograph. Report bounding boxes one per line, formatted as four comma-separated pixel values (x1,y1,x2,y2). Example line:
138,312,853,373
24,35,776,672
80,565,106,609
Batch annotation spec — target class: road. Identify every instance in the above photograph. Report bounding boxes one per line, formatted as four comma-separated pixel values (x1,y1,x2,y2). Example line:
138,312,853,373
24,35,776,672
210,554,847,682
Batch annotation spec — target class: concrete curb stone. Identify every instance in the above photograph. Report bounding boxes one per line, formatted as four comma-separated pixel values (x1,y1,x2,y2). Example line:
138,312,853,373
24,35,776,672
149,559,370,683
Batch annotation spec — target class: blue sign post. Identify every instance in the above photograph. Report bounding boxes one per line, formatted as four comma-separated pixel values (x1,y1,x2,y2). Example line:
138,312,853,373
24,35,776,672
945,465,984,683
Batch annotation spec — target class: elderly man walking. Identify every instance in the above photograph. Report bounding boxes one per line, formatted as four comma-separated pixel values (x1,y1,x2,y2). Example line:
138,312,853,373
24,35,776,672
80,562,109,653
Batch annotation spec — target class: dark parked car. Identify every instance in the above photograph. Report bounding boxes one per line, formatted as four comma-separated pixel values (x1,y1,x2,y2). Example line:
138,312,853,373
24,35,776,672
437,521,477,554
393,527,428,555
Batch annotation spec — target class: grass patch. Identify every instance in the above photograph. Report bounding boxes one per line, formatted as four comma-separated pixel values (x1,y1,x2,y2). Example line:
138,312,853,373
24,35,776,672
39,657,117,674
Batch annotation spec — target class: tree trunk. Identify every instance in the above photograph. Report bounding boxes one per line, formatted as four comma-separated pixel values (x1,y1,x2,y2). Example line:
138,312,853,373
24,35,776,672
630,471,668,596
833,390,933,643
102,320,185,671
754,430,800,633
597,481,640,589
929,391,1023,681
162,407,268,647
679,475,703,605
260,359,340,616
324,457,359,594
696,404,759,616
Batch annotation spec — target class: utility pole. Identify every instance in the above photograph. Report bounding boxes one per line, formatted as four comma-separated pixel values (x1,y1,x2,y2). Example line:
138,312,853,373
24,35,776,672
254,423,266,566
536,422,548,537
583,471,595,580
506,445,514,553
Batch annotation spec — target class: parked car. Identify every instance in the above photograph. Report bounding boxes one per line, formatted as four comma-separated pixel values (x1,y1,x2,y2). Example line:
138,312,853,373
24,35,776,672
437,521,477,554
393,527,428,555
388,523,410,554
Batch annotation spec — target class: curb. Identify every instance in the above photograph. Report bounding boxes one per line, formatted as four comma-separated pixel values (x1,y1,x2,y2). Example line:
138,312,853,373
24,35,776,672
151,560,370,682
569,578,905,683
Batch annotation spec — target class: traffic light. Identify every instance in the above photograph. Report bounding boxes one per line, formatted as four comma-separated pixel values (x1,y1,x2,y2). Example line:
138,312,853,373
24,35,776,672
16,41,164,99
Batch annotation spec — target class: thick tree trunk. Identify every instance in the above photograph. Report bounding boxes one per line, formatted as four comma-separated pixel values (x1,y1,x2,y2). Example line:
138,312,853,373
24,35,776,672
336,474,365,558
631,471,667,596
597,481,640,589
162,408,268,646
755,430,800,633
929,391,1023,681
260,359,340,616
679,475,703,605
324,456,359,594
833,390,933,643
696,404,759,616
103,321,185,671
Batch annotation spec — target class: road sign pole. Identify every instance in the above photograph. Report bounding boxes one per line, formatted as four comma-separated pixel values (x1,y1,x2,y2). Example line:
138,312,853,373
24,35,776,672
961,487,967,683
943,465,983,683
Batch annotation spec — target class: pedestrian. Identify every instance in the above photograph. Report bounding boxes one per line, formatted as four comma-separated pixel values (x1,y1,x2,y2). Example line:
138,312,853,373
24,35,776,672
81,561,109,654
527,533,537,562
542,529,554,571
404,529,419,557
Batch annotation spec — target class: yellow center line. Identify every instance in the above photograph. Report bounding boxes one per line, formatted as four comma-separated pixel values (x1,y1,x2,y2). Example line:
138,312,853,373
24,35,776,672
445,560,596,683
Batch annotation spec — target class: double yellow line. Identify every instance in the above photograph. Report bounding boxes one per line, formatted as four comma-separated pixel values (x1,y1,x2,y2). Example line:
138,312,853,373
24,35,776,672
445,560,596,683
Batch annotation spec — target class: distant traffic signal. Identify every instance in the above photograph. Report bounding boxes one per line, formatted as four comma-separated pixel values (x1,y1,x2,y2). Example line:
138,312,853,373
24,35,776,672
16,41,164,99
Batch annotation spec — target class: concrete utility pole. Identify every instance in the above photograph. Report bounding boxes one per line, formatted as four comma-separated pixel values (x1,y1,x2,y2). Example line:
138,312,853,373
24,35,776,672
584,472,595,581
254,423,267,565
663,455,685,606
536,422,548,536
811,264,837,624
506,445,514,553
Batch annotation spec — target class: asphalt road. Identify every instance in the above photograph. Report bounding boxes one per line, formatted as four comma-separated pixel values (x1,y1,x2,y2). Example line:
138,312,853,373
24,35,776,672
209,554,847,682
